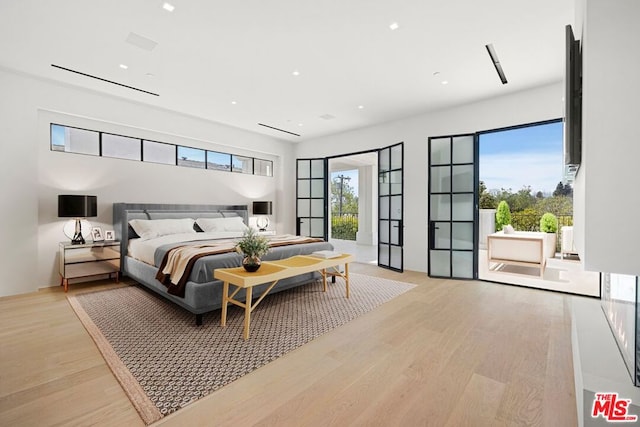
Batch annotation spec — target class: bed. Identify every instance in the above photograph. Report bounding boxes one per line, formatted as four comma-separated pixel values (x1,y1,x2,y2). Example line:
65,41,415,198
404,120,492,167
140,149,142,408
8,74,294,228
113,203,334,325
487,231,556,277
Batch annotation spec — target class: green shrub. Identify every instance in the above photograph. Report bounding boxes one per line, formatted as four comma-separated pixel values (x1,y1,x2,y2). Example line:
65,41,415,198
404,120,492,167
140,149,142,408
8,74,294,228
495,201,512,231
511,207,540,231
331,215,358,240
540,212,558,233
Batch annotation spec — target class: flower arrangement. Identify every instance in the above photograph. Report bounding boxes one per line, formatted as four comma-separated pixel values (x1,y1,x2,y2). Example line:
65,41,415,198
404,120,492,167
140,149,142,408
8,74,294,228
235,228,270,271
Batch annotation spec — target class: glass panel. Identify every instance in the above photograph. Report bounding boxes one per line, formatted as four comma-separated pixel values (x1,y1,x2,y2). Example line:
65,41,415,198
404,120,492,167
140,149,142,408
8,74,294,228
452,165,474,192
50,124,66,151
177,146,205,169
379,244,389,265
430,250,450,276
379,172,390,196
379,197,389,220
452,135,474,164
102,134,141,160
433,222,451,250
390,195,402,220
143,140,175,165
390,246,402,270
254,158,273,176
232,155,253,173
299,218,310,236
311,159,324,178
391,144,402,170
452,222,474,250
379,220,389,243
298,160,310,178
310,218,324,237
207,151,231,171
297,199,310,217
390,220,401,245
452,251,473,278
390,170,402,195
311,199,324,217
51,125,99,155
430,138,450,165
379,148,390,172
311,179,324,198
430,195,451,221
298,180,310,198
452,194,474,221
430,166,451,193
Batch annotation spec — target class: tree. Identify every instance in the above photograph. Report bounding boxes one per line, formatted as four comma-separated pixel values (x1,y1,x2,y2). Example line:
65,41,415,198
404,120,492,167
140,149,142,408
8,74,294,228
553,181,573,197
331,175,358,215
535,191,544,199
479,181,497,209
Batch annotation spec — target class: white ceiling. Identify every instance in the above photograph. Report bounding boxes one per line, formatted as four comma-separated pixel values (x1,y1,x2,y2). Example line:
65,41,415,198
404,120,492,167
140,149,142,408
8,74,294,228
0,0,574,142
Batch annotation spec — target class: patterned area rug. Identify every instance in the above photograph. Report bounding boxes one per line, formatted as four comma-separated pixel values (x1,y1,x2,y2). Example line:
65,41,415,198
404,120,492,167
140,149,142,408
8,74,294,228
67,273,415,424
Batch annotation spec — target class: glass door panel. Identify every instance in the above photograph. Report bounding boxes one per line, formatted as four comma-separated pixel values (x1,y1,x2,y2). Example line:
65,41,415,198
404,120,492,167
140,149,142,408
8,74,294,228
296,158,327,239
378,143,403,271
428,134,477,279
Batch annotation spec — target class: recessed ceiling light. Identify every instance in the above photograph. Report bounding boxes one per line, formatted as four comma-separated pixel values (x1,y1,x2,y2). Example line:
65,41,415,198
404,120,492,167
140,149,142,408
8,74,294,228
292,70,300,76
162,2,175,12
441,80,449,85
358,105,364,109
298,123,303,127
389,22,400,31
231,101,237,105
432,71,441,76
119,64,128,70
145,72,155,77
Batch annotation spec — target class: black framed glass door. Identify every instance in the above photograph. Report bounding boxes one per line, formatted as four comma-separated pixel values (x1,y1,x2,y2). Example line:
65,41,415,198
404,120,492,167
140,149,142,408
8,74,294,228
296,158,328,239
378,143,403,271
428,134,477,279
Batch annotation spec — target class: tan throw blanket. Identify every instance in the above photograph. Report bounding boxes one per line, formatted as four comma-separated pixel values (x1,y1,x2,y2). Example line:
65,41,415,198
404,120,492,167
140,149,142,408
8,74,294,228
155,235,324,297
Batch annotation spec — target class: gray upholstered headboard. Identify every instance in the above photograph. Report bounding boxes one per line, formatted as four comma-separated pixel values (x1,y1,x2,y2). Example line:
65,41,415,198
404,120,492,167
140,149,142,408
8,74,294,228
113,203,249,272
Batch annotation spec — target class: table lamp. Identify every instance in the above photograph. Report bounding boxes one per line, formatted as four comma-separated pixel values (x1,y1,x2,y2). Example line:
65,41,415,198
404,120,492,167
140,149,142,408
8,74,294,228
252,201,272,231
58,195,97,244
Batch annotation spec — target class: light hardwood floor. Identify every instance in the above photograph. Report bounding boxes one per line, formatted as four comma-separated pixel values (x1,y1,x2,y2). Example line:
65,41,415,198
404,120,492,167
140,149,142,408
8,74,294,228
0,264,577,426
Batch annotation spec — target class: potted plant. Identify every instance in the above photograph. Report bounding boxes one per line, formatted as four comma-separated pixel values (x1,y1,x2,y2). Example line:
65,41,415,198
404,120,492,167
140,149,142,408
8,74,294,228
495,200,512,231
235,228,270,272
540,212,559,257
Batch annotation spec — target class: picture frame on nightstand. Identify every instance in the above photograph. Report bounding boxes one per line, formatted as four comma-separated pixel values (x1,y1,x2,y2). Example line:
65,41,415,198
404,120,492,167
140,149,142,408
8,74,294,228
104,230,115,241
92,227,104,242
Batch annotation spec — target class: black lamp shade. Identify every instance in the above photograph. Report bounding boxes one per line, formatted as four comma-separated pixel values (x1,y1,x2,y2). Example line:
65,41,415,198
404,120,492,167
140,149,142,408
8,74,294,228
252,201,272,215
58,195,97,218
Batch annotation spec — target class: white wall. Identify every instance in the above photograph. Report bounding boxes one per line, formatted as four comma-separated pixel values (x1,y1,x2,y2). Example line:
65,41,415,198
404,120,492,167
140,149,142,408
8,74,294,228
575,0,640,276
296,83,563,272
0,68,295,297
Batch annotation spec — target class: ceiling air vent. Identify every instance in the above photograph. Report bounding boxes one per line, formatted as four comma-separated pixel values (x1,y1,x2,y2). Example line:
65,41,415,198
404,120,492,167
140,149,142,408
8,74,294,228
125,32,158,51
51,64,159,96
485,44,508,85
257,123,300,137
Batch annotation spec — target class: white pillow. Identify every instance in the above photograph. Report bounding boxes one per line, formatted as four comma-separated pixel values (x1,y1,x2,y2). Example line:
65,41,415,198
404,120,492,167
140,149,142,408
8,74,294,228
129,218,195,240
196,217,248,232
503,224,515,234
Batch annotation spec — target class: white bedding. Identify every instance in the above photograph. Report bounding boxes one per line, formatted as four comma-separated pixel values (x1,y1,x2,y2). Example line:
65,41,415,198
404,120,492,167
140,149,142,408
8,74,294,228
128,231,244,265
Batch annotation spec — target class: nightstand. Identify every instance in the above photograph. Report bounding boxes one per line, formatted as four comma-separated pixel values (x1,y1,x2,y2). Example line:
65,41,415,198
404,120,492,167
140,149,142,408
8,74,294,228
257,230,276,236
59,241,120,292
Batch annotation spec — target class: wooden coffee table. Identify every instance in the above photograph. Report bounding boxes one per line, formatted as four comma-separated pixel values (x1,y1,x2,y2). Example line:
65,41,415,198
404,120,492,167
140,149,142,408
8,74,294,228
213,254,354,339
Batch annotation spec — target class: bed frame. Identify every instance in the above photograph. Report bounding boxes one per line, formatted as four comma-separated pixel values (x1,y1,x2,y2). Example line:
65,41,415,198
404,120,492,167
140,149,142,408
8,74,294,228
112,203,329,325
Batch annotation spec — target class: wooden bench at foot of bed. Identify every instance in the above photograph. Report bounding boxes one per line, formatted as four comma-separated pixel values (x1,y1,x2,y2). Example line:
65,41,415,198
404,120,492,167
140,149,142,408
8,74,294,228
214,254,354,339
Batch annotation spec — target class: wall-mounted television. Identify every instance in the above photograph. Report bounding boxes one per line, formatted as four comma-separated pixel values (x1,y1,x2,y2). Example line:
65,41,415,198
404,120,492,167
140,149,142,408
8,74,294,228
564,24,582,170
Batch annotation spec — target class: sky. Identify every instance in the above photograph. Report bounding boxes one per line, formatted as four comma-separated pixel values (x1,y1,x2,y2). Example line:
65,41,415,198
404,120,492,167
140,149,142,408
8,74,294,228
479,121,563,194
331,169,359,197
